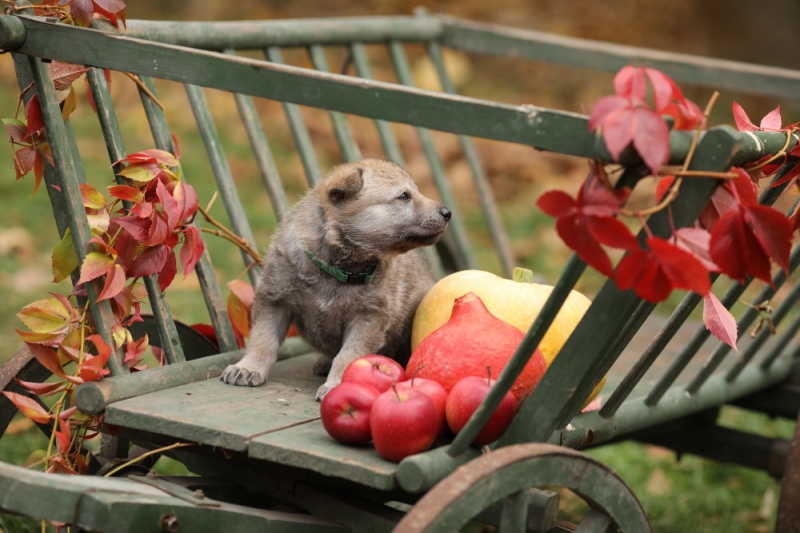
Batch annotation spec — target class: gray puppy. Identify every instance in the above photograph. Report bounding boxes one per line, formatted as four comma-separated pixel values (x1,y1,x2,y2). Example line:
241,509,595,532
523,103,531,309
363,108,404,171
220,159,450,400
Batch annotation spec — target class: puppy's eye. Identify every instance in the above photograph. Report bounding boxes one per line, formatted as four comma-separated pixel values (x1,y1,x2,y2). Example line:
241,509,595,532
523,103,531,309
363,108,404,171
397,191,411,201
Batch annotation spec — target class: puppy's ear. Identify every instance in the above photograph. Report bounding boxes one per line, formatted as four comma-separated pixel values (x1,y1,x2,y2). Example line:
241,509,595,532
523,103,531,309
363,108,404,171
326,166,363,202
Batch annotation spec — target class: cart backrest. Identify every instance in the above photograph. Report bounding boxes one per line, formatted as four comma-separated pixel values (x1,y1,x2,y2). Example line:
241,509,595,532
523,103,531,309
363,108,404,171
2,10,798,449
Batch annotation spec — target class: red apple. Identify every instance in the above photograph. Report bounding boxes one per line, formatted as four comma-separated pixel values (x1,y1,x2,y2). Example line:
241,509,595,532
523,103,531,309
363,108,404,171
371,385,439,462
341,354,407,393
320,381,380,445
445,374,517,446
395,377,448,438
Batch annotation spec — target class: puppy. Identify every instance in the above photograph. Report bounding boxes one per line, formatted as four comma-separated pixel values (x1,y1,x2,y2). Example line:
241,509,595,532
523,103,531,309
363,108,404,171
220,159,450,400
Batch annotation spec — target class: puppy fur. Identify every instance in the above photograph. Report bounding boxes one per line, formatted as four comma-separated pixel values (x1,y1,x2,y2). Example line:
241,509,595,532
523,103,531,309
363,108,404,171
220,159,450,400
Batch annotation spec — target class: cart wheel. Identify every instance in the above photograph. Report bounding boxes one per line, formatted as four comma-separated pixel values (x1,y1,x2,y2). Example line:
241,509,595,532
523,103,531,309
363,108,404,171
395,443,651,533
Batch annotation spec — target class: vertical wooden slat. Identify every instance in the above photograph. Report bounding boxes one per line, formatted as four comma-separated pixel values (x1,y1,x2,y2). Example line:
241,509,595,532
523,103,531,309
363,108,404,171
308,44,362,162
349,42,406,165
427,39,515,278
28,58,126,375
137,76,239,353
388,39,477,271
265,46,324,187
184,83,261,285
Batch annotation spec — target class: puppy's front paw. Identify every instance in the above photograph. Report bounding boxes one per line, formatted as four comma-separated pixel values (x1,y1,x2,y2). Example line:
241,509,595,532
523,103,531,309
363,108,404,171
312,354,333,376
315,379,340,402
220,364,267,387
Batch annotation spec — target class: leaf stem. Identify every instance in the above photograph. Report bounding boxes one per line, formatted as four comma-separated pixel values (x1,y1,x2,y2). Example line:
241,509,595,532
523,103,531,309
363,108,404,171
123,73,165,110
103,442,195,478
197,204,264,266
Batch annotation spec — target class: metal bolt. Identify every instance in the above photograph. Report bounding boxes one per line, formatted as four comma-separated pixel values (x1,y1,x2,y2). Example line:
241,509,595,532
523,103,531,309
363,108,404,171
160,514,180,533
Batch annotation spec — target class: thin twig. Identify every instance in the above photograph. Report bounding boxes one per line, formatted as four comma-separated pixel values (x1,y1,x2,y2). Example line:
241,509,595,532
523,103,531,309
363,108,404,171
123,73,165,110
103,442,195,478
197,204,264,266
744,127,797,172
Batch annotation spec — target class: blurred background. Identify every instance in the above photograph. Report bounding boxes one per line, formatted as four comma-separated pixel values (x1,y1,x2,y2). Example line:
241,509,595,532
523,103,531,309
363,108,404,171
1,1,798,531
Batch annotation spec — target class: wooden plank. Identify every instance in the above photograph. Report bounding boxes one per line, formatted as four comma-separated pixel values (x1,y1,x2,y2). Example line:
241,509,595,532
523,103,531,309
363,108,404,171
105,353,325,452
248,419,400,491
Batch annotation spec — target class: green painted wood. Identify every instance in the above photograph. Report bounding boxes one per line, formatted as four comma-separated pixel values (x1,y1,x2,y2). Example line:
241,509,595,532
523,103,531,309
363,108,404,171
554,353,795,450
123,16,442,49
77,337,312,415
0,461,344,532
760,312,800,371
439,16,800,100
249,420,401,491
104,353,325,452
265,46,324,187
308,44,362,163
185,82,262,284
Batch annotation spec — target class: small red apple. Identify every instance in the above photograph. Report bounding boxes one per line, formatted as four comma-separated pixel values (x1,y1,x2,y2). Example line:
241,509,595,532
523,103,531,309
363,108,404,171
341,354,408,393
445,372,517,446
395,376,448,438
319,381,380,445
371,385,439,462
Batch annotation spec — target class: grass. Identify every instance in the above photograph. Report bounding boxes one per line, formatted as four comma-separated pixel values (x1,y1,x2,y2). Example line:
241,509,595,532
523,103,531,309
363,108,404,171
0,48,796,533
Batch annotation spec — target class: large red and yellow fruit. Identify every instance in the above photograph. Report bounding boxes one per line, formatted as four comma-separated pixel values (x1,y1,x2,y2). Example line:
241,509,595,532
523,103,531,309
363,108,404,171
411,268,605,404
406,292,547,405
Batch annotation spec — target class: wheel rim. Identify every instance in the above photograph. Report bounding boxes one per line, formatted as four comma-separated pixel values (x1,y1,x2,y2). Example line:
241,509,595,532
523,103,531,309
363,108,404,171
395,443,651,533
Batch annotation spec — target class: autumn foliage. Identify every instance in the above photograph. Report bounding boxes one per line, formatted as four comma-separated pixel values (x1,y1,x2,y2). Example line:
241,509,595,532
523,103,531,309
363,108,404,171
539,65,798,351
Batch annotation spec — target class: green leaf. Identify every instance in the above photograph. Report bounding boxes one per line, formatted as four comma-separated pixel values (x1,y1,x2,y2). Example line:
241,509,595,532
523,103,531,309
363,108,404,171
117,163,158,183
52,230,80,283
17,296,73,334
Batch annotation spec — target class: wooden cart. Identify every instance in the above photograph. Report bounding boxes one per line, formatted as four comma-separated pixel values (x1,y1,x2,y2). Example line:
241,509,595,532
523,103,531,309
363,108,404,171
0,6,798,531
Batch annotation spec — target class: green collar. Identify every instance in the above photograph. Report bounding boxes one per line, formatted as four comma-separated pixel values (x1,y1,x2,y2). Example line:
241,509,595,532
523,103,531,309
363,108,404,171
304,249,377,284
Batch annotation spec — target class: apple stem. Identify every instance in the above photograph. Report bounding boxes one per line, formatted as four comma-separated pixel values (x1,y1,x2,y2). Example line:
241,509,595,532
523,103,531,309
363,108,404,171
391,383,401,401
512,267,534,284
486,366,493,383
411,365,424,386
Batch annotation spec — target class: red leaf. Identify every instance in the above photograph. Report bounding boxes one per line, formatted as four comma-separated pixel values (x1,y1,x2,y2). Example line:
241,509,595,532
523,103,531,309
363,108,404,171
710,206,772,283
79,183,106,210
179,226,204,276
25,342,69,380
631,107,670,175
744,204,792,274
732,102,758,132
114,215,151,242
174,181,199,222
127,244,169,279
69,0,94,26
15,378,66,396
109,184,143,203
12,145,36,180
655,175,677,203
613,66,646,102
49,62,90,91
703,292,738,351
77,252,114,285
92,0,127,28
760,106,782,130
537,174,637,276
643,68,674,112
98,264,126,301
1,392,52,424
615,237,710,303
24,95,44,139
155,178,180,231
158,247,177,292
79,334,112,382
674,227,720,272
145,212,169,247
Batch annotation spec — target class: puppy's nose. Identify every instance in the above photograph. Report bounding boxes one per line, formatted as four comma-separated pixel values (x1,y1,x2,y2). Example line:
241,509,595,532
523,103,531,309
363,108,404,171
440,206,452,221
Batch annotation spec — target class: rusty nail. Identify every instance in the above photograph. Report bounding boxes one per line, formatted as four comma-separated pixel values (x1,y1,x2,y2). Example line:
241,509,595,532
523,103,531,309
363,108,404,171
160,514,180,532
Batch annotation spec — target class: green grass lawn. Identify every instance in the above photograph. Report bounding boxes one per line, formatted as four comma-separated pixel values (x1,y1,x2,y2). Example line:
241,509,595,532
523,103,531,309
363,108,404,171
0,51,795,532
